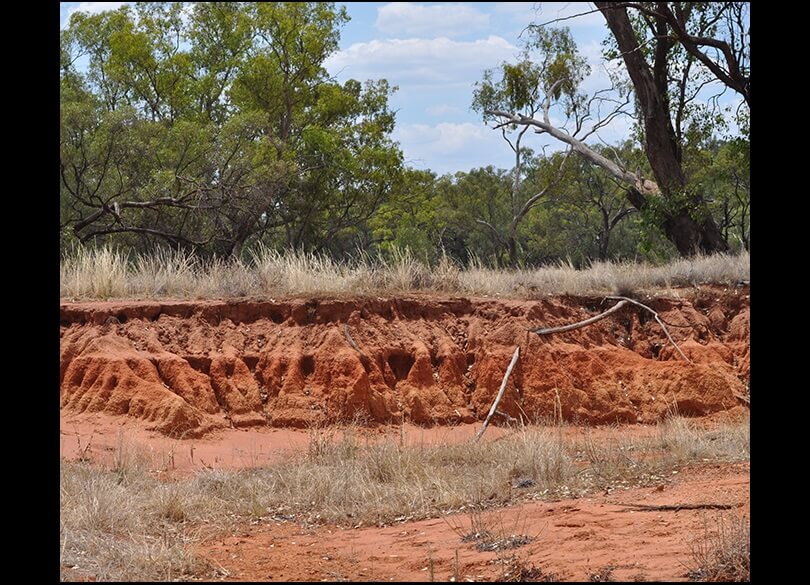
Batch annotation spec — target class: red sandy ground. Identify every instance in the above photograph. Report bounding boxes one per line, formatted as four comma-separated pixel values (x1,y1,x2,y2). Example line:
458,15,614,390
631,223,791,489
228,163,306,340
59,409,744,476
60,289,750,582
197,462,748,582
60,416,749,583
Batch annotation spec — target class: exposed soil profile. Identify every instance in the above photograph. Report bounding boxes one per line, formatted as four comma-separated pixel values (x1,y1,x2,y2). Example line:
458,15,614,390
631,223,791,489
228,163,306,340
60,287,749,437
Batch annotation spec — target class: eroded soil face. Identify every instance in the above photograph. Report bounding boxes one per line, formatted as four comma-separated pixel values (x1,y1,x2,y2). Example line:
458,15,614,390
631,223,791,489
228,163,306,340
60,288,749,437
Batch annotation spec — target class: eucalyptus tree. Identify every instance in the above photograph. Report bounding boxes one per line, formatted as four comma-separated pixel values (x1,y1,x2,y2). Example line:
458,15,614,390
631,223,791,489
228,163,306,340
60,2,403,257
486,2,749,256
471,27,589,267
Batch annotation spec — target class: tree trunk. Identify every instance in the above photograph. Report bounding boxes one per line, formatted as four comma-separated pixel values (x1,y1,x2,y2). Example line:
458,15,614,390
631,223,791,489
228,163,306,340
596,3,728,256
229,239,243,259
508,235,517,268
599,210,610,261
663,212,727,256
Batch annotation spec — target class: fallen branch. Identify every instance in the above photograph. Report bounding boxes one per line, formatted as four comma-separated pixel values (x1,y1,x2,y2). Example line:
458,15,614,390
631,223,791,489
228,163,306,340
494,409,519,424
530,300,629,335
605,296,692,363
474,346,520,442
529,296,692,363
613,502,738,512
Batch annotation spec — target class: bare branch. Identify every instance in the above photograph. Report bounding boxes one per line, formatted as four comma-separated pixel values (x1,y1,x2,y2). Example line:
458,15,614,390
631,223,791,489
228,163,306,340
80,225,211,247
474,346,520,442
543,79,565,124
485,109,659,197
530,299,629,335
525,6,604,30
604,296,691,362
530,296,692,364
513,148,572,227
475,218,507,245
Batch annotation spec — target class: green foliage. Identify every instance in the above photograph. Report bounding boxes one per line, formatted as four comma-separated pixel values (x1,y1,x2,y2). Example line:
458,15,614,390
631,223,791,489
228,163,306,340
525,26,590,105
61,2,748,268
472,27,588,120
61,2,402,257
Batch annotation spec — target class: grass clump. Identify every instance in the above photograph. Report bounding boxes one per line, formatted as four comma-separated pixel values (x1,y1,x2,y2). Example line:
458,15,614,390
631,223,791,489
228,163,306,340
61,245,750,300
60,414,749,581
686,515,750,582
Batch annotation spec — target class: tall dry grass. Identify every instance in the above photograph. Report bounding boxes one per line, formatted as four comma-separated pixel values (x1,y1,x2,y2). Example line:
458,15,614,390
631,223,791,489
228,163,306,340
686,514,750,582
61,245,130,300
60,414,748,580
60,245,750,300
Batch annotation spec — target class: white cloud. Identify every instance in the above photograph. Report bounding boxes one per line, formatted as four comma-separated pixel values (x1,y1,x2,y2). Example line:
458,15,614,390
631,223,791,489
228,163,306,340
394,122,515,174
326,36,519,89
375,2,489,38
397,122,486,153
62,2,129,28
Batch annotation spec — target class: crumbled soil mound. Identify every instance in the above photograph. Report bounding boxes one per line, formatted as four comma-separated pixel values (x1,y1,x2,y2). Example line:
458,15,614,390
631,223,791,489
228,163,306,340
60,288,749,437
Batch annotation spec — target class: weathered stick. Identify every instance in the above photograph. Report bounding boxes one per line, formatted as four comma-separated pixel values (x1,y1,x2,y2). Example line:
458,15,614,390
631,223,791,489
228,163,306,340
495,409,519,424
613,502,737,512
530,296,692,364
530,300,629,335
474,346,520,442
605,296,692,363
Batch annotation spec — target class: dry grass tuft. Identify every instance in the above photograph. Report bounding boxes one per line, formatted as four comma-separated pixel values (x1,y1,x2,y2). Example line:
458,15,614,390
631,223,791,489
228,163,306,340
497,553,559,582
60,415,749,581
61,245,130,300
60,245,750,300
686,514,750,582
656,415,749,464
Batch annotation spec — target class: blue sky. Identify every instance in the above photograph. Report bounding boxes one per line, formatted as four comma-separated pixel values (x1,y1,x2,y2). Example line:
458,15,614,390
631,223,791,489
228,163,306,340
60,2,740,175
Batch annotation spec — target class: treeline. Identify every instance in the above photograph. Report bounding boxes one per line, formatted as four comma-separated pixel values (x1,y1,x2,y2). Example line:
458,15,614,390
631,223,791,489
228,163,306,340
60,2,749,268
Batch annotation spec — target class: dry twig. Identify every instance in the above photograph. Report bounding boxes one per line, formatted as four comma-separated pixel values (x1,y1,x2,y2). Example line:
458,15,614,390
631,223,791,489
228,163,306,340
613,502,738,512
475,346,520,442
530,296,692,363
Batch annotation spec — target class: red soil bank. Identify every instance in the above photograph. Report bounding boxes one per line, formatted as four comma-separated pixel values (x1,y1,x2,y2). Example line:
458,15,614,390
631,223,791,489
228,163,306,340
60,288,749,437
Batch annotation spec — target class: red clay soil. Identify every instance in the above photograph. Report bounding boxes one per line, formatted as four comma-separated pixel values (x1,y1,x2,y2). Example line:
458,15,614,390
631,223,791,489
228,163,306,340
197,461,749,582
65,411,753,476
60,287,749,437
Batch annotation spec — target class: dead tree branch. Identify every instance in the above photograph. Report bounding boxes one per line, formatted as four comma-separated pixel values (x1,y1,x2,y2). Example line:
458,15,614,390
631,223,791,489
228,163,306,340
613,502,738,512
530,296,692,363
474,346,520,442
485,109,660,198
530,300,629,335
605,296,691,363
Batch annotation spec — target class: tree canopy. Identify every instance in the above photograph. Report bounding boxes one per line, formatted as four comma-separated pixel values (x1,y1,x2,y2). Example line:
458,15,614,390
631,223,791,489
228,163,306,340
61,2,402,257
61,2,749,267
486,2,749,257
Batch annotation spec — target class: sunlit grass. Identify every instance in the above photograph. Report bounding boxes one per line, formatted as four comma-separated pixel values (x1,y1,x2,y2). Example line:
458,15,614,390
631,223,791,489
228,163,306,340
60,245,750,300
